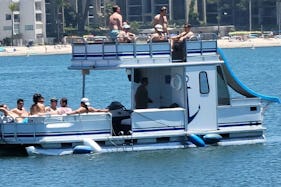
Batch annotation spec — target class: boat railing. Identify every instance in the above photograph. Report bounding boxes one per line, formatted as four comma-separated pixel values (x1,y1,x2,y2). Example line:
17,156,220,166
72,40,171,60
0,113,112,143
71,33,218,68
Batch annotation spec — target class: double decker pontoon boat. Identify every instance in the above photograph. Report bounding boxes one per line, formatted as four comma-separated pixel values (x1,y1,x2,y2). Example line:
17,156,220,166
0,34,279,156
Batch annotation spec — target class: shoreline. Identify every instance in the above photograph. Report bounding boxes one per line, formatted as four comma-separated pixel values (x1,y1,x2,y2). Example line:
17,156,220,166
1,38,281,57
217,38,281,48
0,45,72,57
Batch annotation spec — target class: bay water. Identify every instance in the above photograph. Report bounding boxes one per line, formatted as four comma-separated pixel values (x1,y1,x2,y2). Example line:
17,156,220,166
0,47,281,186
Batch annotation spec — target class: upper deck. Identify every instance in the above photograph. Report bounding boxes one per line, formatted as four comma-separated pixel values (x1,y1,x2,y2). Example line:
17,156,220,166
70,34,220,70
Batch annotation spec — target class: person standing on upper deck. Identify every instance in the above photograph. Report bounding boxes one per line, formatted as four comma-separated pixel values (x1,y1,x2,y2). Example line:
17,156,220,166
153,6,168,35
109,5,123,41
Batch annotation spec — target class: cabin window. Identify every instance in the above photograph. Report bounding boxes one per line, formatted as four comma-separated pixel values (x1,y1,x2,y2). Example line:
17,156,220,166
217,66,230,105
199,71,209,94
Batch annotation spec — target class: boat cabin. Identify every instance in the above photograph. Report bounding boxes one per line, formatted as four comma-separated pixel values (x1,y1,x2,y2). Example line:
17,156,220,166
69,34,263,136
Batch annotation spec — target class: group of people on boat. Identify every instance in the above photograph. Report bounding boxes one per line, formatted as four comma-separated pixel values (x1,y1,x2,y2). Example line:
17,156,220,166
108,5,195,45
0,93,108,123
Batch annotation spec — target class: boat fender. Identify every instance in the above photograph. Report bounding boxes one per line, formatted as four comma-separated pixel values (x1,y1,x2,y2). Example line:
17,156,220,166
26,146,36,156
188,134,205,147
73,145,93,154
170,74,182,91
83,138,102,153
203,134,222,144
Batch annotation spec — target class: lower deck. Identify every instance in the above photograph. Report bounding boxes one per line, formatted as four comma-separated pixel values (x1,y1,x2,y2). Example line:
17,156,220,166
0,101,266,156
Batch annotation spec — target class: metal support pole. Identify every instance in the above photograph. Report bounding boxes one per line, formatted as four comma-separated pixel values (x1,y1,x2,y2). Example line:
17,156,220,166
82,72,85,98
82,69,90,98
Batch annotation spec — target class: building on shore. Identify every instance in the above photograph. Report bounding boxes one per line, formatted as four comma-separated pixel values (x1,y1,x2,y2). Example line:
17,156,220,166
1,0,281,46
0,0,46,46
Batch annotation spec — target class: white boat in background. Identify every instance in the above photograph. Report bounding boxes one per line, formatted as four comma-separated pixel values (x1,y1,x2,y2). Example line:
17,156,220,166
0,33,280,156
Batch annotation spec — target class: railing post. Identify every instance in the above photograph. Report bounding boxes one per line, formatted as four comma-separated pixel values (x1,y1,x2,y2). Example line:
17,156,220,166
133,42,136,58
149,40,152,58
84,43,87,60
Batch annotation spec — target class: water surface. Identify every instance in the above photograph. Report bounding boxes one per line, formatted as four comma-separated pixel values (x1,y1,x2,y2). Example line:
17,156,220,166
1,47,281,186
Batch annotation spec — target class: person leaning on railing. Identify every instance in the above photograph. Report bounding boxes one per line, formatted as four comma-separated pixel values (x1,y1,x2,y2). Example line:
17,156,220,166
170,23,194,50
67,98,108,115
0,104,17,123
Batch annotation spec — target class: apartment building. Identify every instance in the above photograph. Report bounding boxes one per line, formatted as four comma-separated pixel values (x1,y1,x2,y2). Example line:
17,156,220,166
0,0,46,46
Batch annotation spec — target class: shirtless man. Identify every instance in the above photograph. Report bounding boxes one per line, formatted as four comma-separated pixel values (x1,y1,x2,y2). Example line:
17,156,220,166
57,97,72,115
117,23,136,43
149,24,166,42
67,98,108,115
30,93,45,116
171,23,194,42
45,97,59,115
11,98,29,121
153,6,168,34
170,23,194,49
109,5,123,41
0,104,17,122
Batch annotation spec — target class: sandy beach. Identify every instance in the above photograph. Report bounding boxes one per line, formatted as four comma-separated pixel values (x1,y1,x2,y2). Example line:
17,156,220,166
1,38,281,57
0,45,72,57
217,37,281,48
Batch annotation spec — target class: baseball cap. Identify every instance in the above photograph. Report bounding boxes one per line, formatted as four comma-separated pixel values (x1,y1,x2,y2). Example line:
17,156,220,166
155,24,163,32
81,98,90,106
50,97,58,102
123,24,131,29
161,6,167,11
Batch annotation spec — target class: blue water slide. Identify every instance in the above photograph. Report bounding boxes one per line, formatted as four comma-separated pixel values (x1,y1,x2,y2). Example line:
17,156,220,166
217,48,280,103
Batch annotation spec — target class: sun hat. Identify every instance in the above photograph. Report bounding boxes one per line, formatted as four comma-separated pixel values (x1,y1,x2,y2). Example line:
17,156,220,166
155,24,163,32
81,98,90,106
123,24,131,29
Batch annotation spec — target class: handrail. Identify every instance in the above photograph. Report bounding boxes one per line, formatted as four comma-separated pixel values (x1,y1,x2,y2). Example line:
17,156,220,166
72,40,171,60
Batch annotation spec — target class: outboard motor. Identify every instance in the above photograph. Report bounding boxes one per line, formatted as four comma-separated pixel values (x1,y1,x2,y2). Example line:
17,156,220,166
107,101,132,136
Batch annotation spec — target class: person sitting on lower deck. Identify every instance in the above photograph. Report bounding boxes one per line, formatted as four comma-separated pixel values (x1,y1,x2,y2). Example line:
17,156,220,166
67,98,109,115
45,97,59,115
57,97,72,115
30,93,45,116
0,104,17,123
10,98,29,122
